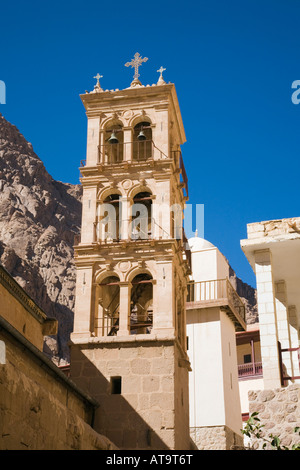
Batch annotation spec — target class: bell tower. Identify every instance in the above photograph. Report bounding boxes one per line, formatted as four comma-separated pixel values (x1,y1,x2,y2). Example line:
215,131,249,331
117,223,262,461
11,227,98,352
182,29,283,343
70,56,192,450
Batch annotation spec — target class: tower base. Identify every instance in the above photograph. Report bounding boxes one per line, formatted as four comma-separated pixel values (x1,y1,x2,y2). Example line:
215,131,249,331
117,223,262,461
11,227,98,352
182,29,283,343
70,335,191,450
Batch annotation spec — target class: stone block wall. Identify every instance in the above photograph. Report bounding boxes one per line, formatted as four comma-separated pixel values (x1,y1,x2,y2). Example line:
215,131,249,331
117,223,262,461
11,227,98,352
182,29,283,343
190,425,244,450
70,336,191,450
0,327,116,450
248,384,300,449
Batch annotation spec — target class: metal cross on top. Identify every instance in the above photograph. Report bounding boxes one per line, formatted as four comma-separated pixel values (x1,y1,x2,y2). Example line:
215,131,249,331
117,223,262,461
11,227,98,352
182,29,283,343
125,52,148,81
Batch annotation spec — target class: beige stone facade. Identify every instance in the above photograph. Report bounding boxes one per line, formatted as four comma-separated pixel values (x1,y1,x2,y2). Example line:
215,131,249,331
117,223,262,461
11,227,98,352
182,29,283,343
0,264,57,352
71,336,190,449
0,264,116,450
70,80,192,449
190,425,243,451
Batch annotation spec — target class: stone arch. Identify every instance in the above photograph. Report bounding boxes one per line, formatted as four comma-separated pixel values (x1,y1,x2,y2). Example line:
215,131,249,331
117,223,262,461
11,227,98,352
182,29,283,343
97,186,123,203
127,183,154,202
131,190,153,240
125,264,155,283
96,191,123,242
102,118,124,164
101,116,125,130
129,272,154,335
93,272,121,337
129,116,153,161
94,268,124,284
129,113,153,129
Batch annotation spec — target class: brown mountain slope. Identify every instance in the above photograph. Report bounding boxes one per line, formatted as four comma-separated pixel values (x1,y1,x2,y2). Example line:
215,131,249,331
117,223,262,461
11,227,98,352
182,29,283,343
0,113,82,362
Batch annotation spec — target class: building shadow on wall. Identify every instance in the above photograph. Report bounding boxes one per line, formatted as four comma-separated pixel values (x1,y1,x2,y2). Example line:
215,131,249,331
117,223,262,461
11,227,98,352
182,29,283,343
69,344,169,451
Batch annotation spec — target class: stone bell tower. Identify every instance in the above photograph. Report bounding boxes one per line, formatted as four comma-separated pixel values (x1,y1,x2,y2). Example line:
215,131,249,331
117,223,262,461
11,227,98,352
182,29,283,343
70,55,191,450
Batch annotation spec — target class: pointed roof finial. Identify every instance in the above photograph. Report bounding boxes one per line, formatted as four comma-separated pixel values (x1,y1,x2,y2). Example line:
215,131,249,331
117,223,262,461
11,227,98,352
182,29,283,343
157,66,166,85
125,52,148,87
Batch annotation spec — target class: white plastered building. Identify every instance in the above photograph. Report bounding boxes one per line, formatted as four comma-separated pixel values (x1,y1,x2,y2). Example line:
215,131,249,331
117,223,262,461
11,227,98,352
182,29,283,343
186,235,245,450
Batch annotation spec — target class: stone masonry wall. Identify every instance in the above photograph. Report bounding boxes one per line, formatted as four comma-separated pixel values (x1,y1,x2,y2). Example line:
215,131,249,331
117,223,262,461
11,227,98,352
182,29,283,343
190,426,244,450
0,329,116,450
248,384,300,449
70,337,191,450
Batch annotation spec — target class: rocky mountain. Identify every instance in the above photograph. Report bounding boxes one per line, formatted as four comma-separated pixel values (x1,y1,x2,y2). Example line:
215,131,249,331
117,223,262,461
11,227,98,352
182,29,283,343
229,266,258,325
0,113,82,363
0,113,258,364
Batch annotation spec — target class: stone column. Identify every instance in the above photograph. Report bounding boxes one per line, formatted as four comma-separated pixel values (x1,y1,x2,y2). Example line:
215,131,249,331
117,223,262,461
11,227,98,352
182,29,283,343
152,182,171,240
120,197,130,240
117,282,131,336
152,261,174,335
71,266,93,339
86,117,100,166
254,249,281,388
81,186,97,244
123,127,132,162
98,130,105,164
153,109,168,159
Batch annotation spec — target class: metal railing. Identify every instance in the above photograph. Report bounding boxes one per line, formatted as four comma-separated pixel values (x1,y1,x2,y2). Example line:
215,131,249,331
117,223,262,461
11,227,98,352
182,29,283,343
94,217,172,242
98,140,168,164
238,362,263,379
187,278,246,325
80,142,188,199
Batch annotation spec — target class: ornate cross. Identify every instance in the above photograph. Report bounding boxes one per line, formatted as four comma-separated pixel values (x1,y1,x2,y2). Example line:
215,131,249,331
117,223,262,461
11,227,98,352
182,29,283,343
125,53,148,81
157,66,166,85
157,66,166,78
94,73,103,87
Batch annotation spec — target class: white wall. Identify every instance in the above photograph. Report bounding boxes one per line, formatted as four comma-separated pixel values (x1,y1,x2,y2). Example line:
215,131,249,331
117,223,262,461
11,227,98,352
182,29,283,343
187,307,225,427
190,247,229,282
187,238,242,436
220,311,242,435
239,378,264,415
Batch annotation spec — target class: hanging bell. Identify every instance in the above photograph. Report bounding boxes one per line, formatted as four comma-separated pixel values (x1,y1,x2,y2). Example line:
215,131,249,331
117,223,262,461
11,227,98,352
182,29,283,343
108,131,119,144
137,129,146,141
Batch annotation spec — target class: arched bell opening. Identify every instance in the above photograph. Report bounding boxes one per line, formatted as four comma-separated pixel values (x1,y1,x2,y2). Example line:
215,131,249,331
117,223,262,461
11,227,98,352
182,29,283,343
96,193,122,242
94,275,120,337
104,123,124,163
130,273,153,335
131,191,152,240
132,121,152,161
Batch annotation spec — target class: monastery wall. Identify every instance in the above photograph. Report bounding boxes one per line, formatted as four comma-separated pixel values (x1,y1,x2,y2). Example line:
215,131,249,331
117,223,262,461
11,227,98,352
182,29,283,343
0,324,116,450
248,384,300,449
190,425,243,450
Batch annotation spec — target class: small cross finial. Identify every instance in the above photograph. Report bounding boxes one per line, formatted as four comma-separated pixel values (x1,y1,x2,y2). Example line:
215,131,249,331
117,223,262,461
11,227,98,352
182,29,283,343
157,66,166,77
94,73,103,88
125,52,148,87
157,66,166,85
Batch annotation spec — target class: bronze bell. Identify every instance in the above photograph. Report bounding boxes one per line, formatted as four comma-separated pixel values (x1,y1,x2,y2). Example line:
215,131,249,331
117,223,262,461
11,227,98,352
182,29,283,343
137,129,146,141
108,131,119,144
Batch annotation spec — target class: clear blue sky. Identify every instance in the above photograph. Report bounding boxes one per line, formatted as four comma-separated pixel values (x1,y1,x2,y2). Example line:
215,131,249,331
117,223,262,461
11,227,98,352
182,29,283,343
1,0,300,288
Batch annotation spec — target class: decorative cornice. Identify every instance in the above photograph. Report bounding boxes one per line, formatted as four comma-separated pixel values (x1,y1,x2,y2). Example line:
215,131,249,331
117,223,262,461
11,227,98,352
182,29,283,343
0,264,48,324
